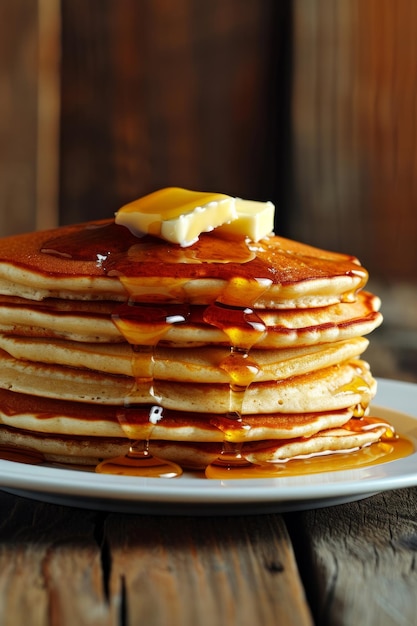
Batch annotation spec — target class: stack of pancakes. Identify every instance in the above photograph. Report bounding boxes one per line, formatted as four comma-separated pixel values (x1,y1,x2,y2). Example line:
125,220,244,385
0,212,385,471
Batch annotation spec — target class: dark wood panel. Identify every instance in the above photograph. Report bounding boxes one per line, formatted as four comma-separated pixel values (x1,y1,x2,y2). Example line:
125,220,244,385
0,0,38,236
59,0,289,225
0,0,59,236
291,0,417,281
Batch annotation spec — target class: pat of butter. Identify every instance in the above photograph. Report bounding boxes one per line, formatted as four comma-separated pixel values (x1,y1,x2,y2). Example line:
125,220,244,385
115,187,236,247
215,199,275,241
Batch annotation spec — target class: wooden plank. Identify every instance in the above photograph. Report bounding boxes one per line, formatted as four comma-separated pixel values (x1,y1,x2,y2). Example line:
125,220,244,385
0,489,314,626
104,513,313,626
287,488,417,626
59,0,281,225
0,0,59,237
0,0,38,237
0,492,115,626
291,0,417,280
36,0,60,231
0,492,313,626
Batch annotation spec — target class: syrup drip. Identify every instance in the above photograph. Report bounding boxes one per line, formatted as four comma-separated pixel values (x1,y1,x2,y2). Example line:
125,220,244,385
112,302,190,346
205,441,253,478
203,302,267,349
336,374,371,396
96,440,181,478
209,347,257,447
203,303,267,475
217,276,273,308
334,374,372,418
344,415,397,439
96,302,188,478
352,403,368,418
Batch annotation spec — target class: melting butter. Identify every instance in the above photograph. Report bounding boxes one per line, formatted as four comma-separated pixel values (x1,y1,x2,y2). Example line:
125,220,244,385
215,199,275,242
115,187,276,247
116,187,236,247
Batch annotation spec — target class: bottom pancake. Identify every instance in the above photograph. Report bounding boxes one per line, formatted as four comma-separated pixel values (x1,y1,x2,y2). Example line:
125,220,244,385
0,383,392,470
0,419,391,470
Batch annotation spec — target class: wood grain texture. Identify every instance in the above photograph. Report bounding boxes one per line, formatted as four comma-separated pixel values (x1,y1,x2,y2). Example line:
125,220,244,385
2,486,417,625
59,0,284,225
286,488,417,626
0,492,312,626
0,0,60,237
36,0,60,231
0,493,115,626
291,0,417,280
0,0,38,237
100,513,313,626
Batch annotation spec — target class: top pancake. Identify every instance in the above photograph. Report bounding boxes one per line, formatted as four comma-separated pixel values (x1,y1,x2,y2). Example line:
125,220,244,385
0,219,368,308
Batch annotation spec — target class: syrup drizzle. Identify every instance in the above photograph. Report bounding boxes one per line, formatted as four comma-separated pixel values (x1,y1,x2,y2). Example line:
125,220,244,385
334,372,373,418
96,302,190,478
0,445,45,465
206,415,404,480
202,302,267,476
34,220,411,480
40,221,369,300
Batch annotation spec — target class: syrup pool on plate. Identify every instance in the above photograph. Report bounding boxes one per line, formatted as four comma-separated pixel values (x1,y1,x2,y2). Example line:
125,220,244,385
95,439,182,478
205,421,414,480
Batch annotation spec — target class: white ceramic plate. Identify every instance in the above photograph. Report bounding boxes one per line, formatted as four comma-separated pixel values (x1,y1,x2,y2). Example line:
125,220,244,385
1,378,417,515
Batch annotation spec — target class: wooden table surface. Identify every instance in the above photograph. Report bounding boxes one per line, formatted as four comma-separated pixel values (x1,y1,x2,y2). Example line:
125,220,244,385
1,470,417,626
1,341,417,626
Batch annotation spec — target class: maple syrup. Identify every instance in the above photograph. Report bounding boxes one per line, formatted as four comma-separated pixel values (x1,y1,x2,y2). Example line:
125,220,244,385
201,302,268,472
205,414,398,478
112,302,190,346
95,440,182,478
203,302,267,349
40,220,369,302
96,299,191,477
34,217,405,480
0,445,45,465
205,425,414,480
41,222,139,264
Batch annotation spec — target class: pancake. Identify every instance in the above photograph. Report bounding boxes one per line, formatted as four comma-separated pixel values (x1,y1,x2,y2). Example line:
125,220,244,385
0,421,389,469
0,387,356,441
0,334,369,380
0,387,388,469
0,290,382,347
0,189,394,475
0,347,375,413
0,220,368,308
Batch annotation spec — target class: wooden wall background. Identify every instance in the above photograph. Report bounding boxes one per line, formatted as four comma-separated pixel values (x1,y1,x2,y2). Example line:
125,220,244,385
1,0,416,282
58,0,287,226
0,0,59,236
291,0,417,280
